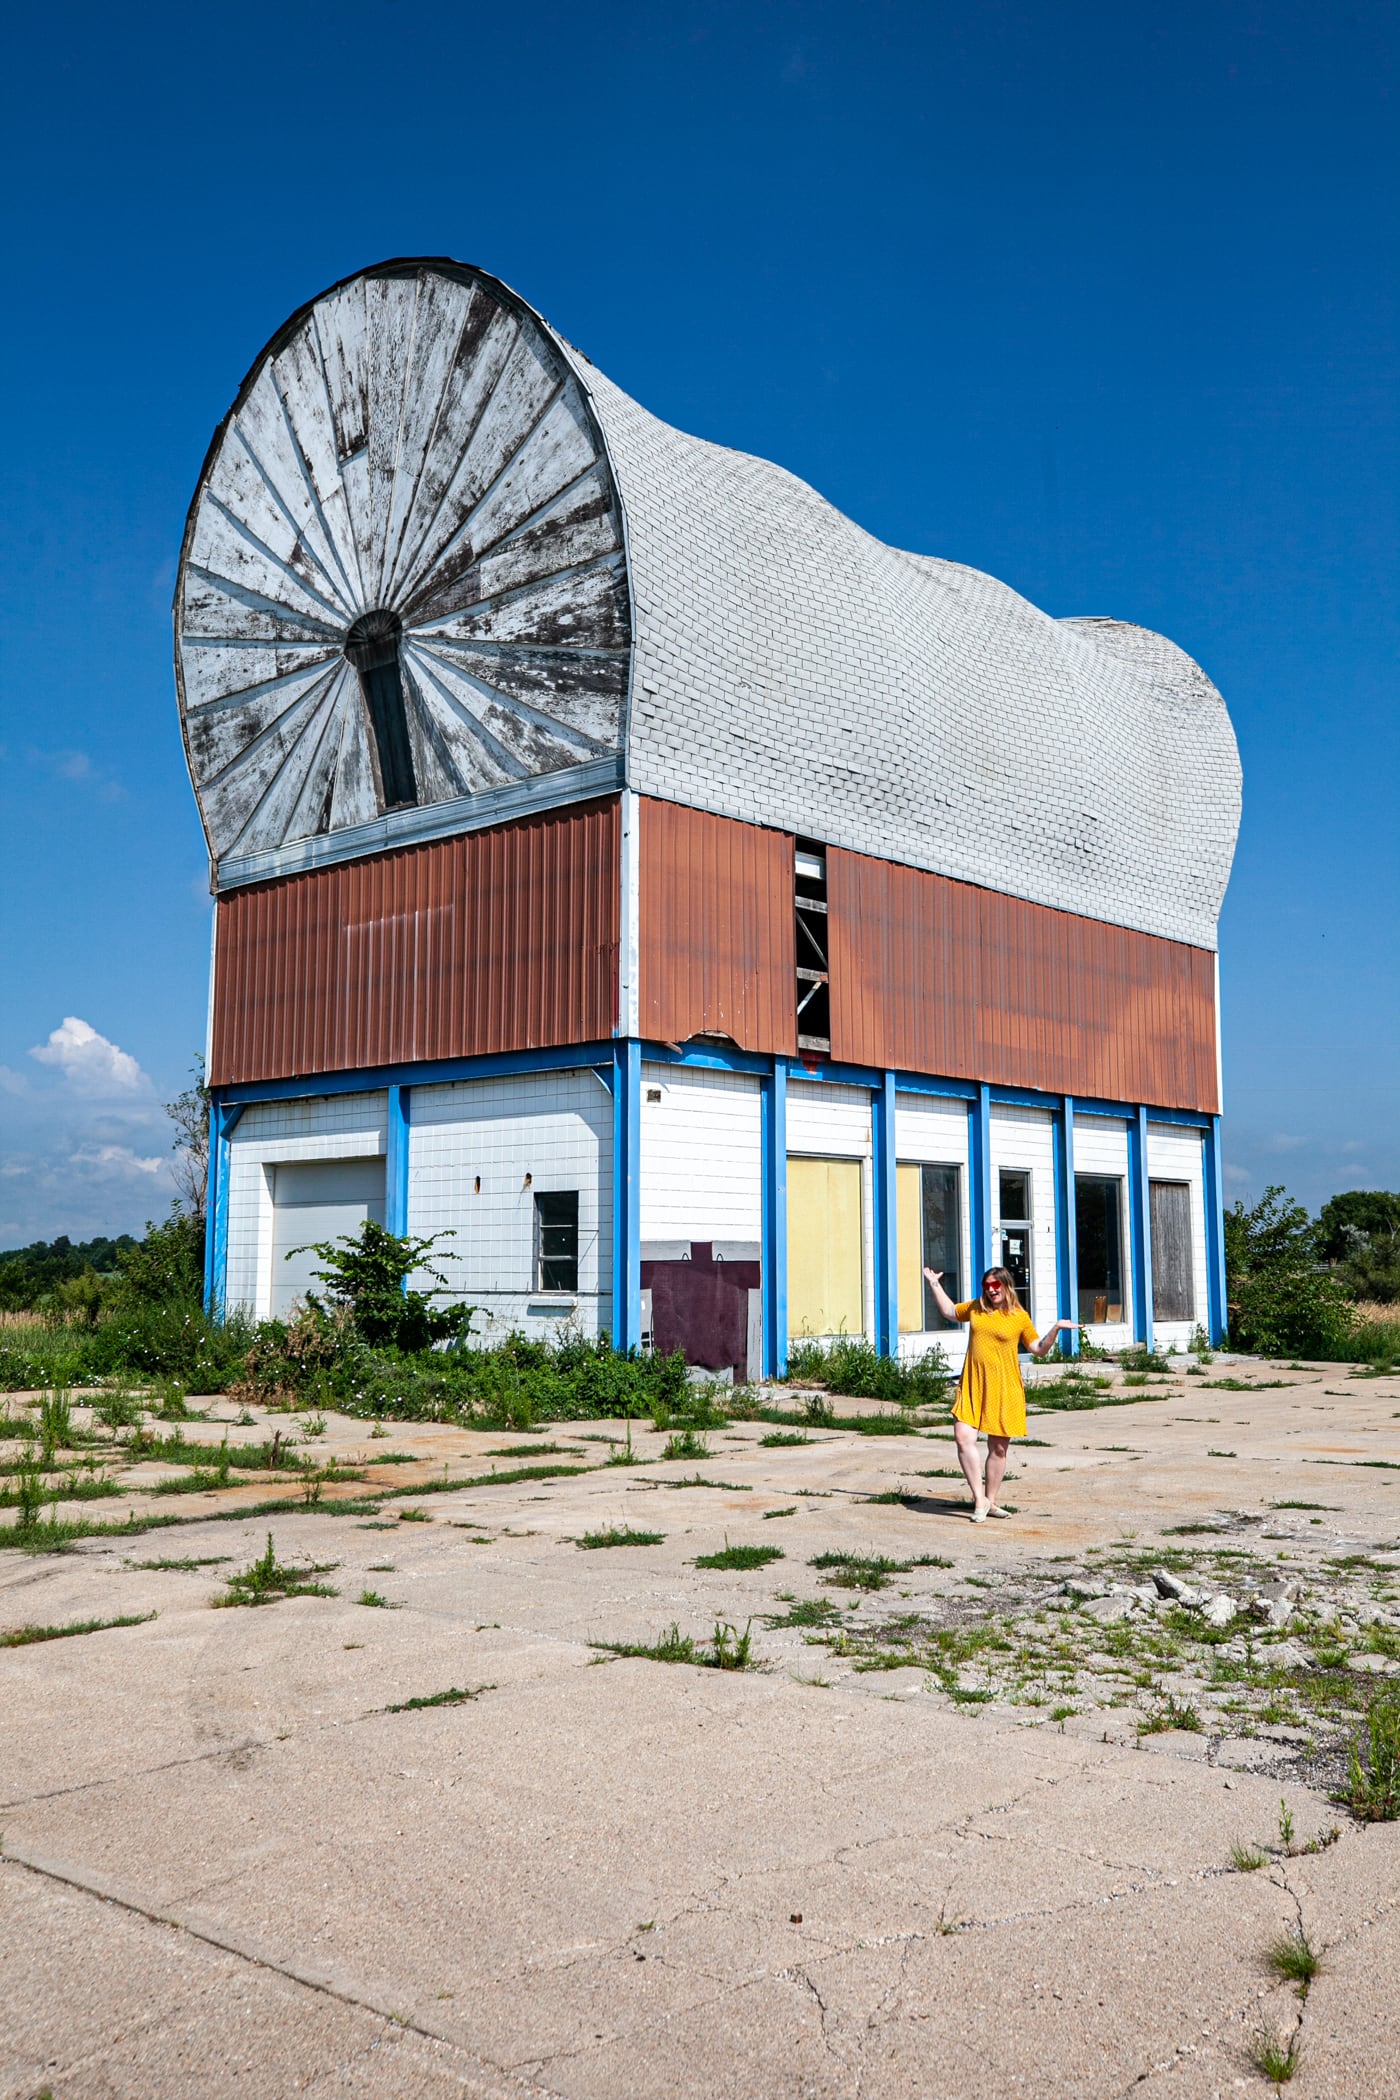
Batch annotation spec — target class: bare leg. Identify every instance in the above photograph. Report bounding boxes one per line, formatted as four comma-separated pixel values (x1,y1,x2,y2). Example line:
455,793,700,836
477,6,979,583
985,1436,1011,1508
953,1420,986,1510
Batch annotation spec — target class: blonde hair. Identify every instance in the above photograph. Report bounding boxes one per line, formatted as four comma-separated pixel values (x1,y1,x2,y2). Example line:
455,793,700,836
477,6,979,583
979,1267,1022,1314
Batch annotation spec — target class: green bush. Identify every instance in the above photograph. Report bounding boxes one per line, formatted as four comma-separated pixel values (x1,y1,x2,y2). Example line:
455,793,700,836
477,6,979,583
298,1221,476,1352
784,1334,951,1406
1224,1186,1355,1359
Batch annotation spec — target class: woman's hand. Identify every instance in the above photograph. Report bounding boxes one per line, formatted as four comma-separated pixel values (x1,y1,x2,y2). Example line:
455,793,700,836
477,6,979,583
922,1267,960,1324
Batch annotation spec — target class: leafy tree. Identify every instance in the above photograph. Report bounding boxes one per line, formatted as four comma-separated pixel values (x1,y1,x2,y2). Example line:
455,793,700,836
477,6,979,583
1224,1184,1354,1358
164,1055,211,1221
1316,1189,1400,1263
113,1209,207,1309
0,1233,137,1311
302,1220,476,1352
1316,1188,1400,1304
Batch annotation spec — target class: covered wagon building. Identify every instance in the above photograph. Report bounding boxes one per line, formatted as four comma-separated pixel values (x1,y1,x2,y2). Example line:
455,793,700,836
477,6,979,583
178,258,1241,1375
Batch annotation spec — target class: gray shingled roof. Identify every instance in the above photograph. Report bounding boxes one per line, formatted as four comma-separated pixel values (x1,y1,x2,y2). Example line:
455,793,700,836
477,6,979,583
176,260,1239,948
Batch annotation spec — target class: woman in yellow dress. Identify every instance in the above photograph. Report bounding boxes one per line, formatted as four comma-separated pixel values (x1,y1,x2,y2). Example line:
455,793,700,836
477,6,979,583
923,1265,1073,1521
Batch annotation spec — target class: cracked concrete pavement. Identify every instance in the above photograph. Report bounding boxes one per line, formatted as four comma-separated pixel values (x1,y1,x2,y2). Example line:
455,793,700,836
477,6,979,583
2,1365,1399,2098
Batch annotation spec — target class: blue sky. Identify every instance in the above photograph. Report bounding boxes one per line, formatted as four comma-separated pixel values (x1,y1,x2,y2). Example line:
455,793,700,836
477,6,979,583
0,0,1396,1244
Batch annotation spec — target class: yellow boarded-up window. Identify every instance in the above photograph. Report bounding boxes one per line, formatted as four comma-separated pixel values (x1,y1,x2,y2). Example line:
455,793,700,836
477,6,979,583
897,1163,923,1332
788,1156,864,1338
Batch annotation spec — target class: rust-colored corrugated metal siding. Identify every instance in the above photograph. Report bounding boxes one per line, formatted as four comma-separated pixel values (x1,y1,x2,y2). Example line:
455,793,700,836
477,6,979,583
638,800,797,1054
210,800,620,1086
827,848,1219,1112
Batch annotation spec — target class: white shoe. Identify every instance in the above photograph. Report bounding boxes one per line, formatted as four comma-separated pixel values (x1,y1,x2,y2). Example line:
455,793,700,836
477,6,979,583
970,1501,990,1523
986,1504,1012,1518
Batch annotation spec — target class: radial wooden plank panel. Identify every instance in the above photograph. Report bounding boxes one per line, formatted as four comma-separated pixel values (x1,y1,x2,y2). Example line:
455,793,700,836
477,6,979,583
827,847,1218,1113
209,799,619,1086
637,800,796,1055
178,263,630,878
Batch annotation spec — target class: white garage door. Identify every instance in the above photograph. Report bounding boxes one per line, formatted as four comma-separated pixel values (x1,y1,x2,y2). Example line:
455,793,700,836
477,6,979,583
271,1158,386,1318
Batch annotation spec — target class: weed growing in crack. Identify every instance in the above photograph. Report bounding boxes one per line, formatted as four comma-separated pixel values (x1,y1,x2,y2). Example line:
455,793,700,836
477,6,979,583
662,1428,710,1461
694,1539,784,1571
1345,1697,1400,1820
217,1533,338,1607
1249,2021,1303,2086
1265,1926,1321,1994
577,1525,665,1550
1,1611,156,1647
591,1620,756,1670
1229,1840,1269,1872
383,1685,492,1712
357,1589,394,1607
765,1597,843,1629
125,1555,231,1571
1137,1693,1203,1735
760,1430,810,1448
809,1550,949,1591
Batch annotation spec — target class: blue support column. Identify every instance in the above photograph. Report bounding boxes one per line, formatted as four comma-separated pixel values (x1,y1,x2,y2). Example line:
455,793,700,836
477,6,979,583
611,1038,642,1353
1128,1103,1154,1346
1204,1114,1227,1346
761,1059,788,1378
1055,1095,1079,1356
872,1070,899,1356
968,1082,992,1285
386,1085,411,1236
205,1102,244,1318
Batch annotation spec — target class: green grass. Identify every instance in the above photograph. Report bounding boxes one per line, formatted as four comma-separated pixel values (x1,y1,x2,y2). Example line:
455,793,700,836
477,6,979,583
591,1620,756,1670
1162,1521,1231,1535
764,1597,843,1628
1228,1840,1269,1872
0,1610,156,1647
661,1474,753,1492
759,1429,810,1447
1202,1378,1292,1390
485,1442,573,1456
693,1540,784,1570
1250,2025,1302,2086
216,1533,339,1608
1272,1500,1333,1511
809,1550,950,1592
124,1554,232,1571
1346,1698,1400,1820
576,1525,665,1549
357,1588,393,1607
1265,1926,1321,1992
1138,1693,1203,1734
762,1506,797,1520
383,1685,491,1713
661,1429,710,1460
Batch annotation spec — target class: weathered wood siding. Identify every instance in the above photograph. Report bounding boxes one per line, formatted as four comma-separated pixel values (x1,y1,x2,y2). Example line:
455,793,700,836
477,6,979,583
178,262,630,876
210,799,619,1085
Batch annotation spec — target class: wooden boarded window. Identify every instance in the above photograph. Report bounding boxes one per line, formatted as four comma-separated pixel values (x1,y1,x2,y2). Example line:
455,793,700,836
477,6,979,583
788,1157,864,1339
897,1163,962,1332
1151,1180,1194,1322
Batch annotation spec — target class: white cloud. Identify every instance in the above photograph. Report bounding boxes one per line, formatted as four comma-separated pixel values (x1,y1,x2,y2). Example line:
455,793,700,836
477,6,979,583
27,747,125,803
0,1065,29,1097
29,1017,148,1097
68,1143,164,1179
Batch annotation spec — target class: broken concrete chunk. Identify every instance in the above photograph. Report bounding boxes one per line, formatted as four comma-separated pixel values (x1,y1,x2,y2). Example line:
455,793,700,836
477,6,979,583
1062,1577,1109,1600
1082,1594,1137,1623
1347,1652,1400,1676
1199,1595,1237,1628
1151,1569,1201,1605
1249,1597,1294,1629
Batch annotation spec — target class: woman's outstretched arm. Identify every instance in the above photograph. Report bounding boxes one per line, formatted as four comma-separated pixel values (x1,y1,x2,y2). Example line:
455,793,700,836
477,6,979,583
1029,1318,1075,1359
922,1268,962,1323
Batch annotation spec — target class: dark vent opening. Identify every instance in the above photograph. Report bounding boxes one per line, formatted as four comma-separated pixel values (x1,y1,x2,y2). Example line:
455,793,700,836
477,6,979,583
345,608,418,812
794,836,830,1054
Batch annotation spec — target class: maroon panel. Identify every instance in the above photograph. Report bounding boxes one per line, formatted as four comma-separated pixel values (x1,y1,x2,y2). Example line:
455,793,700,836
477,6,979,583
638,799,796,1054
826,848,1219,1113
642,1244,761,1381
210,800,620,1085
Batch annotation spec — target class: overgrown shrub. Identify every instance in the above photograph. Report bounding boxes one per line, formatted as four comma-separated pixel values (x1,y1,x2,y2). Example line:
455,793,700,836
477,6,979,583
299,1222,476,1352
784,1334,951,1406
1224,1185,1355,1358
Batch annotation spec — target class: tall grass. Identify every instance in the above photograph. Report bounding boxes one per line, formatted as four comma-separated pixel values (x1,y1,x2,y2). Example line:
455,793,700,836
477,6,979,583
784,1334,951,1406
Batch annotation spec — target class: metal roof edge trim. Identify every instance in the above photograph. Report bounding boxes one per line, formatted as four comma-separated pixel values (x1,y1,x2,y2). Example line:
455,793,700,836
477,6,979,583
213,758,626,890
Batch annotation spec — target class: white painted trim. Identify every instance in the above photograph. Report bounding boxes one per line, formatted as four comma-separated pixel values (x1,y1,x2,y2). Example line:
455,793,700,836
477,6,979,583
619,789,641,1038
